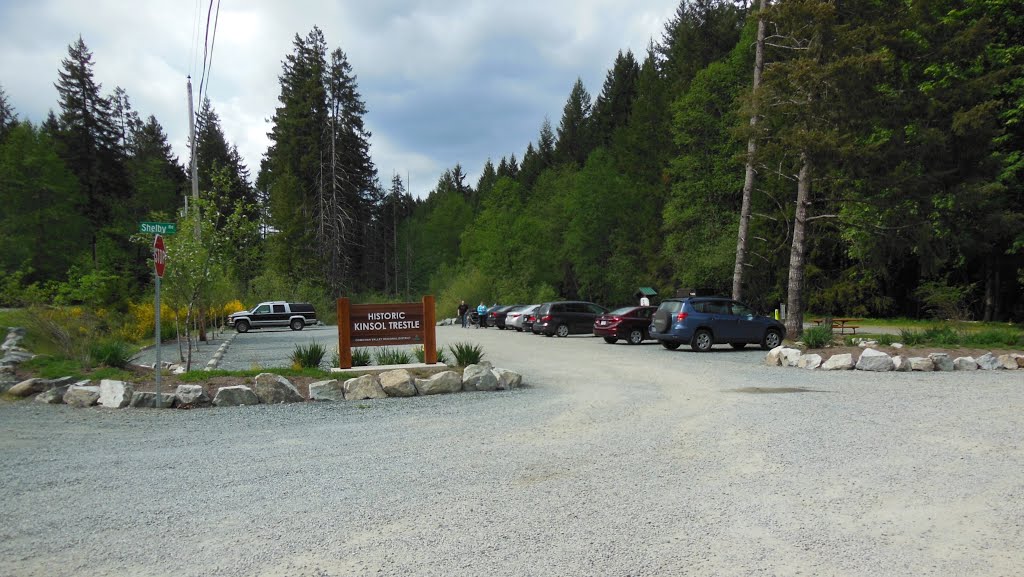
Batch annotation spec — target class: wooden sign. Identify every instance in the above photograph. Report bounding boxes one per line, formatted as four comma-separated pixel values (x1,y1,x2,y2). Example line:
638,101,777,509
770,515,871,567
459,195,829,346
337,296,436,368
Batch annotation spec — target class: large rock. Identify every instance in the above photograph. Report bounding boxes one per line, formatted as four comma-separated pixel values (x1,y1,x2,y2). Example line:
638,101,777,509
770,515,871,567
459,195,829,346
780,348,803,367
797,354,822,370
1,348,34,366
462,364,499,391
35,379,84,404
997,354,1019,370
909,357,934,371
764,346,785,366
892,356,911,372
856,348,894,372
929,353,954,371
1015,354,1024,369
975,353,1001,370
6,378,45,398
379,369,417,397
254,373,303,404
174,384,212,407
129,391,175,408
492,368,522,390
98,379,134,408
64,385,101,408
414,371,463,395
953,356,978,371
821,353,854,371
213,385,259,407
308,380,344,401
343,374,386,400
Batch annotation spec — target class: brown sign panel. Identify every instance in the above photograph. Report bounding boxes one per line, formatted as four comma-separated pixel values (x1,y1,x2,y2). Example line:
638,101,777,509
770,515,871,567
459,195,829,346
350,302,424,346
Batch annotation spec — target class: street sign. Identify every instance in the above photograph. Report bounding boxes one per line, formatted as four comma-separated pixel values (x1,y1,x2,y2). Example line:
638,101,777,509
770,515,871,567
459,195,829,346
153,235,166,278
139,221,177,235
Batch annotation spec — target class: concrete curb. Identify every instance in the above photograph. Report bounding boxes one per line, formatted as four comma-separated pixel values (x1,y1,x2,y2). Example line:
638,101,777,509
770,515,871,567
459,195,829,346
204,332,237,371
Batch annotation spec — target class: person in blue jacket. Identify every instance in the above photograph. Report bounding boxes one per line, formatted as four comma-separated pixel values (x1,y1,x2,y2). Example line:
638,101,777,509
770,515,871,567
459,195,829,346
476,302,487,328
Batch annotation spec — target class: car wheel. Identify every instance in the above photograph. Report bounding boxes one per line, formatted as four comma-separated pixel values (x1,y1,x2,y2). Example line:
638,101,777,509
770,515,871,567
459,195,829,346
290,319,304,331
603,336,617,344
516,328,523,332
556,324,570,338
660,341,681,350
235,319,250,333
761,329,782,350
628,329,644,345
730,342,746,350
691,329,713,352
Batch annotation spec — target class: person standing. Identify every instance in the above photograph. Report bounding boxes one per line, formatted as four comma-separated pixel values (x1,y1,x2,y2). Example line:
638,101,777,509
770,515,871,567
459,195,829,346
458,300,469,328
476,301,487,328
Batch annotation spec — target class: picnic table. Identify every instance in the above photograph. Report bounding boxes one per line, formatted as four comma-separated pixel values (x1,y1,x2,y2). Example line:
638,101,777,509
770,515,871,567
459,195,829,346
811,317,864,334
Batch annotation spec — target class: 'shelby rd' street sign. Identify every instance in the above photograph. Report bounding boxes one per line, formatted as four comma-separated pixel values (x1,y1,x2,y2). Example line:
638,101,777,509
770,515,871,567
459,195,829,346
153,234,166,278
139,221,177,235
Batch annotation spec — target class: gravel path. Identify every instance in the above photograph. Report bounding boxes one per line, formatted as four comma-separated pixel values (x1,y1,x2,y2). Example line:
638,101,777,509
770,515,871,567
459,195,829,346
2,325,1022,576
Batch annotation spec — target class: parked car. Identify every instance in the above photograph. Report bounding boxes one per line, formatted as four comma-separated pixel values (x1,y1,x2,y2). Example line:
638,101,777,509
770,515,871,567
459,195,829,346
593,306,658,345
506,304,538,332
490,304,524,330
523,310,537,333
479,304,503,328
227,301,318,333
648,296,785,351
532,301,609,337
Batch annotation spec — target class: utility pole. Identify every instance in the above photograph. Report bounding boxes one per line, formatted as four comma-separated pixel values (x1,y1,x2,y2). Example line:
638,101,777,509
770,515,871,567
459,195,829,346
187,76,207,341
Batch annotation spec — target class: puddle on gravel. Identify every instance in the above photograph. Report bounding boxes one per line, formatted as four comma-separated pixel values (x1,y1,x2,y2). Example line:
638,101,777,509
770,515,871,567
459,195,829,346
729,387,824,394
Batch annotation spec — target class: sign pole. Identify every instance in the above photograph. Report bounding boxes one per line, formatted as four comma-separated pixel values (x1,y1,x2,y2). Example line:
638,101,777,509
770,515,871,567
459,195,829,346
152,234,166,408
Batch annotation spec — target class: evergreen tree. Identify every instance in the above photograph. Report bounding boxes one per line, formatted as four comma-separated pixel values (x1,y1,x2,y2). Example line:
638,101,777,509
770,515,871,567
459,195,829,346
554,78,593,166
591,50,640,148
474,158,497,208
0,84,16,142
658,0,746,95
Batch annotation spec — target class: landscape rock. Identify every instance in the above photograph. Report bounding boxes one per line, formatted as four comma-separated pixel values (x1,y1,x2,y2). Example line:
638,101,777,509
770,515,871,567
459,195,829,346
98,380,134,408
821,353,854,371
414,371,463,395
1,349,34,366
492,368,523,390
856,348,894,372
764,346,785,366
953,357,978,371
462,363,499,391
909,357,934,371
797,354,823,370
379,369,417,397
929,353,954,372
254,373,303,404
34,379,83,404
780,348,802,367
343,374,387,400
129,391,175,408
213,385,259,407
975,353,1001,371
892,356,911,372
174,384,212,407
997,354,1018,370
64,385,101,408
308,379,344,401
7,378,46,398
1015,354,1024,369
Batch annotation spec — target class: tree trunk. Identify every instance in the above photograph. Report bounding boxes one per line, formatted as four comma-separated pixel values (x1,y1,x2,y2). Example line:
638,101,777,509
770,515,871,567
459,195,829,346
732,0,767,301
785,152,812,338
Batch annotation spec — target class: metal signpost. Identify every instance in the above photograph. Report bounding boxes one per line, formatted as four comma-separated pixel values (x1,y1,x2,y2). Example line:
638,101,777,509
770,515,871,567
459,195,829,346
153,234,166,407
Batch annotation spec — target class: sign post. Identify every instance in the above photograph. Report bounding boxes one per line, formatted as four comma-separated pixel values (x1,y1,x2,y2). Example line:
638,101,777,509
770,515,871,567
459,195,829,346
153,235,167,407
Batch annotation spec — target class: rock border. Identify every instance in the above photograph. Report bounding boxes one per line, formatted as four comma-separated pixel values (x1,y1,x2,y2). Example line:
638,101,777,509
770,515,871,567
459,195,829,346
766,344,1023,372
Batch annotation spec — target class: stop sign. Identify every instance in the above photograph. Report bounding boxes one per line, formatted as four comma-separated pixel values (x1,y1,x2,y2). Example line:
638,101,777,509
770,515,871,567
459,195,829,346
153,234,166,278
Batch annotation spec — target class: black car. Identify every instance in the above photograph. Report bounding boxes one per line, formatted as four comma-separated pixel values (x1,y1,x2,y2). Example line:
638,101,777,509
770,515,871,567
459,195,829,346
532,301,609,337
489,304,524,330
593,306,658,344
648,296,785,351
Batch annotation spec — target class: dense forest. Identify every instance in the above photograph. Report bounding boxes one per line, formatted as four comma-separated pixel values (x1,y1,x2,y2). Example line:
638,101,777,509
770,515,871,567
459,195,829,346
0,0,1021,337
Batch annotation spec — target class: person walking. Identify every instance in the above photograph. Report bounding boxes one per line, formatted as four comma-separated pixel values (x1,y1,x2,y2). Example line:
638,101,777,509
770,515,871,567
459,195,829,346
476,301,487,328
458,300,469,328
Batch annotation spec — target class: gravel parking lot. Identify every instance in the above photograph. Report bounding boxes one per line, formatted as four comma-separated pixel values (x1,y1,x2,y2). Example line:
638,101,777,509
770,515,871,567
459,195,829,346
2,325,1022,576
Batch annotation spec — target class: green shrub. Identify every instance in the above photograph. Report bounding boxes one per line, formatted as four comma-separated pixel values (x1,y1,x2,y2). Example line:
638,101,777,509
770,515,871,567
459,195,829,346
920,325,961,346
963,328,1024,348
874,333,898,346
290,341,326,370
801,324,834,349
413,345,449,365
898,328,925,346
374,347,413,365
448,341,485,366
89,338,133,368
351,348,372,367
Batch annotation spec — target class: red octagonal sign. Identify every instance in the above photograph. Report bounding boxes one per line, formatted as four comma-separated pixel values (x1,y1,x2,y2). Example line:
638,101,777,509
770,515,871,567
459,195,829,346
153,234,166,278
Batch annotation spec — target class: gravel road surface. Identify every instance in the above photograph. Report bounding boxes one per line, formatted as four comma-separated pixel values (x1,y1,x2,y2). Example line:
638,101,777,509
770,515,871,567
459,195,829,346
2,325,1022,576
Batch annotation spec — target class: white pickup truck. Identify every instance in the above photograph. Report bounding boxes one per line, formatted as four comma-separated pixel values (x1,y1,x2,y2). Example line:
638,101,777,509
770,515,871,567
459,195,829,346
227,301,319,333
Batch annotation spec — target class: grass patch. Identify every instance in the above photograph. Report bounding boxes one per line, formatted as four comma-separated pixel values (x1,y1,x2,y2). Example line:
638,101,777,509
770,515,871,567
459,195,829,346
290,340,326,370
19,355,133,381
351,348,372,367
89,338,133,368
413,346,449,365
801,324,835,348
374,347,413,365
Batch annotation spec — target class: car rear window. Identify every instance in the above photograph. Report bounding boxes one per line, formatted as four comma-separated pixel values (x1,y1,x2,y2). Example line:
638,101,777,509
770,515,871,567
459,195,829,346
537,304,552,315
609,307,634,316
658,301,684,314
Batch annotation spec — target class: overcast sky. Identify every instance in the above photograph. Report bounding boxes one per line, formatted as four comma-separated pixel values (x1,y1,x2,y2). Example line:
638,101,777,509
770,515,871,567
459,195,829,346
1,0,679,197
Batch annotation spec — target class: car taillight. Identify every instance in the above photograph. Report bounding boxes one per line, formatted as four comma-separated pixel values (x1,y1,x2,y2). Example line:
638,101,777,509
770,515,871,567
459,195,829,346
676,312,688,321
541,315,551,322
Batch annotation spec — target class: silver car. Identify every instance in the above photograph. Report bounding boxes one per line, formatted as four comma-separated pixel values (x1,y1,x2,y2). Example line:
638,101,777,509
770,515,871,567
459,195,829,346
504,304,538,332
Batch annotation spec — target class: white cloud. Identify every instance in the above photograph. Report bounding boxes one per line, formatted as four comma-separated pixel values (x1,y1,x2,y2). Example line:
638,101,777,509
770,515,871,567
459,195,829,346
1,0,679,197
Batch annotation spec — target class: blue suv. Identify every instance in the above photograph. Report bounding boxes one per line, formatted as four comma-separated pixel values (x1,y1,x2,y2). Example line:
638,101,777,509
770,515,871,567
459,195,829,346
648,297,785,352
